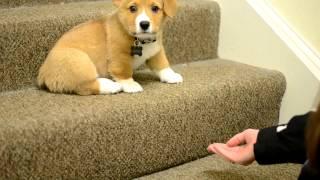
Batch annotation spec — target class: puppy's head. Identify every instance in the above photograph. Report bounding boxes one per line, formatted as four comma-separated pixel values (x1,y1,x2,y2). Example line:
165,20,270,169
113,0,177,40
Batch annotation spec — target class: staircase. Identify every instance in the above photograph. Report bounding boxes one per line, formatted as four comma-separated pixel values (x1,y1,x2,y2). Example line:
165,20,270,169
0,0,301,179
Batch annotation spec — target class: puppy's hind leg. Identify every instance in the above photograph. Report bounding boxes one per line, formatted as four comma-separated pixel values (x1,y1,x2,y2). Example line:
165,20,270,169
67,49,123,95
38,48,122,95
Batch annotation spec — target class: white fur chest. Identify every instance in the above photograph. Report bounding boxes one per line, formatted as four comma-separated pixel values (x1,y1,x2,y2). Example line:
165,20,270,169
133,41,161,70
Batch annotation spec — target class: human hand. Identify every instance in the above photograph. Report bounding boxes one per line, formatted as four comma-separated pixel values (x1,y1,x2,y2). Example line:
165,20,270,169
207,129,259,166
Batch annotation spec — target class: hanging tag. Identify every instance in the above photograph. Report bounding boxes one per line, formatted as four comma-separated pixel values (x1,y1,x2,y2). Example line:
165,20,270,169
131,40,143,56
131,46,143,56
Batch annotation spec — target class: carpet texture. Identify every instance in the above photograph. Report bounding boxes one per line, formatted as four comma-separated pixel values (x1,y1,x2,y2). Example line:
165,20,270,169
0,0,103,8
0,0,295,179
0,59,286,179
137,155,302,180
0,0,220,92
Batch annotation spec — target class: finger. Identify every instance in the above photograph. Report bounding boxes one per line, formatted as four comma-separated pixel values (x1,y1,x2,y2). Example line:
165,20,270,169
226,131,246,147
212,143,238,163
213,143,241,153
207,144,217,154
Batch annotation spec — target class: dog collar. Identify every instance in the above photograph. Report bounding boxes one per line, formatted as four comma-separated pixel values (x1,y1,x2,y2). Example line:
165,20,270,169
131,37,157,57
135,37,157,45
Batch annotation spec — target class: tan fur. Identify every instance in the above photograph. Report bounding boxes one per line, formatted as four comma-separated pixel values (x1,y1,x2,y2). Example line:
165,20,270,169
147,46,170,71
37,0,177,95
163,0,177,17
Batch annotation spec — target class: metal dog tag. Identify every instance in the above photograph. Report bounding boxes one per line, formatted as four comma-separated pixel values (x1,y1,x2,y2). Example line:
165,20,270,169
131,46,143,56
131,40,143,56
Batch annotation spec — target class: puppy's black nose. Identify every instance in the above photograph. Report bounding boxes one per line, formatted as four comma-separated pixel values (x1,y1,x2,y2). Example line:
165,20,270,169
140,21,150,31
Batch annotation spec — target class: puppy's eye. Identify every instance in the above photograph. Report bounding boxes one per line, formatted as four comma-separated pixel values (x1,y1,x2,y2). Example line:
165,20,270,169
151,5,160,13
129,5,137,13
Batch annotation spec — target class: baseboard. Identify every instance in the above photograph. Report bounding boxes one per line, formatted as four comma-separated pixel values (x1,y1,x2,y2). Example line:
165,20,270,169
247,0,320,81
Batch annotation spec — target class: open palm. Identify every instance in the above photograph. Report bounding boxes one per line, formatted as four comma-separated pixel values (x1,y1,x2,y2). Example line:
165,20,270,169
207,129,259,166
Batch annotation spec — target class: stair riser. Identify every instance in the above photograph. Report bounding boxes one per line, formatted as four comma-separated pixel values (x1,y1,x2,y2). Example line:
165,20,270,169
0,1,219,92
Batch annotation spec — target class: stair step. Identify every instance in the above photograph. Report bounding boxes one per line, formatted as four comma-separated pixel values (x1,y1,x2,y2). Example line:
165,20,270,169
0,0,219,93
137,155,301,180
0,0,103,9
0,59,286,179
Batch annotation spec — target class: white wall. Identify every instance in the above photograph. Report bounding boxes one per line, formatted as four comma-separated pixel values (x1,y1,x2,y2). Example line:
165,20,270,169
214,0,320,124
268,0,320,53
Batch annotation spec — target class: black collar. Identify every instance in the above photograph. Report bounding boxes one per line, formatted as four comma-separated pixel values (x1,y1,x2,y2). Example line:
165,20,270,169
131,37,157,56
134,37,157,44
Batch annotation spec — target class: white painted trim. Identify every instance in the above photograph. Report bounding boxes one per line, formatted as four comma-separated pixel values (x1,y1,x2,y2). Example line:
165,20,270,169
247,0,320,81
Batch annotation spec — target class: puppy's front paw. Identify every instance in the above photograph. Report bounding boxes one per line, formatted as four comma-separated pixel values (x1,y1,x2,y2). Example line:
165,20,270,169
119,78,144,93
98,78,123,94
157,68,183,84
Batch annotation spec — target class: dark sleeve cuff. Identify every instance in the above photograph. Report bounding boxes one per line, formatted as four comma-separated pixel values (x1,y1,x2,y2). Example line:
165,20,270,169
254,112,310,164
254,126,278,164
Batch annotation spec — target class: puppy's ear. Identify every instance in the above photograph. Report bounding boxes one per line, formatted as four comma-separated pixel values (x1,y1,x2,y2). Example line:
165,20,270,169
163,0,177,17
113,0,122,7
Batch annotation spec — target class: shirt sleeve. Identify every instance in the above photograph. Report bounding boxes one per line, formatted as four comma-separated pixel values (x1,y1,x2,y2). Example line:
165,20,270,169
254,112,311,164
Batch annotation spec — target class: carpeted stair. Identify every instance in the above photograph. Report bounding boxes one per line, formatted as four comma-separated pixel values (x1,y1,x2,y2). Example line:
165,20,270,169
137,156,302,180
0,0,103,8
0,0,301,179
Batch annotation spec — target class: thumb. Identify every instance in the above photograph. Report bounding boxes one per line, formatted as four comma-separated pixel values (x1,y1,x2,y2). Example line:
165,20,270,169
226,131,246,147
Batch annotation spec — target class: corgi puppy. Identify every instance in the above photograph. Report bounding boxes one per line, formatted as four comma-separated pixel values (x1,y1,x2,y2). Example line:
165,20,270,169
37,0,183,95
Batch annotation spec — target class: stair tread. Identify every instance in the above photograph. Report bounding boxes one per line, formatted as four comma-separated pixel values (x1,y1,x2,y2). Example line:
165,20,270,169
137,155,301,180
0,0,219,92
0,1,113,23
0,59,284,124
0,59,286,179
0,0,104,9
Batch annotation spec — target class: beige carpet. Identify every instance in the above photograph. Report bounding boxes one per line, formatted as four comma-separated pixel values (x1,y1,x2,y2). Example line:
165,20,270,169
0,0,295,179
0,59,286,179
0,0,103,8
137,155,302,180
